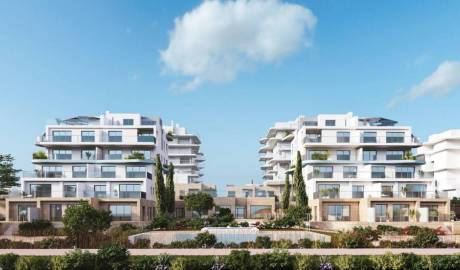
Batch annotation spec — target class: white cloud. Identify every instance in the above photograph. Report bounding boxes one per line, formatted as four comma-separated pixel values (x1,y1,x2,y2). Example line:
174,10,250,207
389,60,460,107
160,0,317,91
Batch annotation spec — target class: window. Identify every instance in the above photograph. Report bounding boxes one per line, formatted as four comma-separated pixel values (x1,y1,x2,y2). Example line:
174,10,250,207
227,191,236,197
180,157,192,164
42,166,63,178
123,119,134,125
119,184,141,198
137,130,155,142
305,132,321,143
108,150,122,160
250,205,272,219
393,204,409,221
30,184,51,197
53,150,72,160
81,149,95,160
94,185,106,198
236,207,246,219
386,132,404,143
363,150,377,161
304,121,318,126
126,166,146,178
108,131,122,142
52,131,72,142
326,205,350,221
386,151,404,160
101,166,116,178
242,189,253,197
255,189,267,197
352,185,364,198
318,184,340,199
325,120,336,126
336,150,350,160
50,204,62,221
371,166,385,178
343,166,357,178
337,132,350,143
72,166,87,178
404,184,426,198
110,205,132,221
18,205,29,221
81,131,95,142
132,150,151,160
422,204,439,221
308,150,328,160
375,204,387,222
381,185,393,198
64,185,77,197
313,166,333,178
395,166,414,178
362,132,377,143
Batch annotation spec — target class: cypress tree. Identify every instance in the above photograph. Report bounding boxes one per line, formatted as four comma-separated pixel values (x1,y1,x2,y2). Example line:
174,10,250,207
293,151,308,206
281,173,290,210
154,154,166,214
165,162,175,214
0,154,20,195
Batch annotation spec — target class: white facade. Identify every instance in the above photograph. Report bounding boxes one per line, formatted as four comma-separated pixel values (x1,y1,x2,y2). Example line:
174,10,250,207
417,130,460,198
22,112,169,201
164,123,204,184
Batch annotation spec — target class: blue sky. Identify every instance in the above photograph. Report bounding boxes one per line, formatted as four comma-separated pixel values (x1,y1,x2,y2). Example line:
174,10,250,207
1,0,459,192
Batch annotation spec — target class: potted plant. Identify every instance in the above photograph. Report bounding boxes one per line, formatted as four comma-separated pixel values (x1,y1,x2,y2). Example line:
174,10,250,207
32,151,48,159
409,209,417,221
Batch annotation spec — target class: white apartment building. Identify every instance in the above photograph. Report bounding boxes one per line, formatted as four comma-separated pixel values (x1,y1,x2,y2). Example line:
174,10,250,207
164,123,205,184
260,113,450,224
417,130,460,198
8,112,168,222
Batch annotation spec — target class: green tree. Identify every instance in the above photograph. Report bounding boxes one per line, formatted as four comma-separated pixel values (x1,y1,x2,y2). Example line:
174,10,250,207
165,162,175,214
0,154,20,195
281,173,291,210
62,201,112,247
184,192,214,217
293,151,308,207
154,154,166,214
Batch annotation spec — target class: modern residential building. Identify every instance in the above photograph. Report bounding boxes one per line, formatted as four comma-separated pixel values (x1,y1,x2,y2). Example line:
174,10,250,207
260,113,450,224
417,130,460,198
164,123,205,184
7,112,168,222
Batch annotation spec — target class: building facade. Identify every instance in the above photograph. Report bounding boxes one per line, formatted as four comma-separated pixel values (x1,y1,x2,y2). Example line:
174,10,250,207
164,123,204,184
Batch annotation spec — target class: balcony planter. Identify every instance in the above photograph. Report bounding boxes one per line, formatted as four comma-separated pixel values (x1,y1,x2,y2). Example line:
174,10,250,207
311,152,329,161
32,151,48,159
125,152,145,160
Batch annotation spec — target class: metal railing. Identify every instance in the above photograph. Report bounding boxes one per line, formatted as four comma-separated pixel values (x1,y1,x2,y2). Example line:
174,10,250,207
37,135,156,144
303,135,419,144
23,169,150,179
312,190,448,199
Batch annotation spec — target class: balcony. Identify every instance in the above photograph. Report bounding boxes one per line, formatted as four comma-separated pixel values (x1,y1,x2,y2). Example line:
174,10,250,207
37,135,156,144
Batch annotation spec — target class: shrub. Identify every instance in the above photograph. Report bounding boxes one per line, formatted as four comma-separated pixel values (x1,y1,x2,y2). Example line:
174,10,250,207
333,255,374,270
184,218,204,230
131,238,151,249
413,227,439,247
271,239,293,249
0,239,33,249
171,256,214,270
430,255,460,270
251,249,293,270
0,253,19,270
96,244,130,270
195,232,217,247
295,255,320,270
147,215,174,230
36,237,71,249
255,236,272,248
15,256,51,270
226,250,251,270
32,151,47,159
129,256,157,270
170,240,198,248
371,253,405,270
51,249,96,270
119,223,137,231
331,227,377,248
239,221,249,227
298,238,313,248
214,242,225,248
376,225,402,235
18,219,54,236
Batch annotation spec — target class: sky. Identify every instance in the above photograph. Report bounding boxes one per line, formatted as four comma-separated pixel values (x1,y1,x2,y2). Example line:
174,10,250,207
1,0,460,193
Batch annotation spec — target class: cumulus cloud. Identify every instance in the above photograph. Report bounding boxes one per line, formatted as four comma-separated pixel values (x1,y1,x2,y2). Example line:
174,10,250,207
160,0,317,91
389,60,460,107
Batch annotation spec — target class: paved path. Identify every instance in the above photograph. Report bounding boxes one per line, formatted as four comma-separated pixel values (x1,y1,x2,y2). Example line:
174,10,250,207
1,249,460,256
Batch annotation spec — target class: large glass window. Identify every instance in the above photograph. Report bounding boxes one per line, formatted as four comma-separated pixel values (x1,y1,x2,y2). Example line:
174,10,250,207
30,184,51,197
119,184,141,198
337,132,350,143
236,207,246,219
101,166,116,178
386,132,405,143
108,131,122,142
18,205,29,221
404,184,427,198
393,204,409,222
42,166,63,178
336,150,350,160
72,166,87,178
318,184,340,199
250,205,272,219
422,204,439,221
308,150,328,160
375,204,387,222
363,150,377,161
123,119,134,125
50,204,62,221
108,150,123,160
352,185,364,198
395,166,415,178
326,205,350,221
313,166,333,178
362,132,377,143
386,151,404,160
343,166,357,178
110,205,132,221
325,120,336,126
381,185,393,198
137,130,155,142
371,166,385,178
81,131,95,142
64,185,77,197
52,131,72,142
94,185,107,198
81,149,95,160
126,166,146,178
227,191,236,197
305,132,321,143
53,150,72,160
132,150,151,160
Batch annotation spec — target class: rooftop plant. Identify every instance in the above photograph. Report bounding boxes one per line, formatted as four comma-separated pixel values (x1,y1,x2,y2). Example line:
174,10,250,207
125,152,145,160
32,151,48,159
